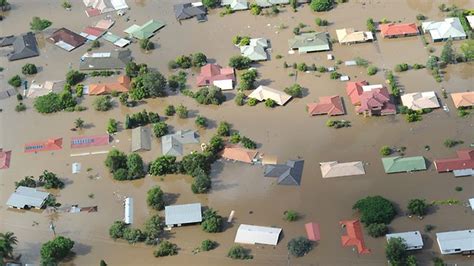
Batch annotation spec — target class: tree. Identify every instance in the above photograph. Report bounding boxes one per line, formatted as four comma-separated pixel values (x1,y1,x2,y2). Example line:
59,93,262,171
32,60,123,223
217,121,231,136
125,62,148,78
407,199,428,217
132,70,167,98
194,86,226,105
200,239,217,251
230,132,241,144
241,136,257,149
426,56,439,70
176,55,192,68
367,223,388,237
284,210,298,221
315,17,328,26
310,0,334,12
235,92,245,106
34,93,63,113
176,104,188,118
22,63,37,75
287,237,313,257
59,90,77,110
460,40,474,61
147,186,165,210
149,156,177,176
100,260,107,266
367,18,376,32
247,97,257,106
250,3,262,15
153,122,168,138
201,209,223,233
443,139,463,148
191,173,212,194
74,118,85,130
367,66,378,75
8,75,21,87
143,215,164,245
440,39,455,64
30,17,52,31
179,153,211,176
15,176,37,188
154,241,178,257
0,231,18,259
109,221,128,239
165,105,175,116
91,39,100,48
105,149,127,173
385,237,408,266
107,119,118,134
207,135,224,155
202,0,219,8
123,228,145,244
227,245,253,260
195,116,207,128
127,153,145,179
265,98,276,108
38,170,64,189
65,70,85,86
229,55,252,70
353,196,397,225
239,69,257,90
380,146,392,156
284,84,303,98
40,236,74,265
394,63,409,72
139,39,154,51
192,52,208,67
93,96,113,111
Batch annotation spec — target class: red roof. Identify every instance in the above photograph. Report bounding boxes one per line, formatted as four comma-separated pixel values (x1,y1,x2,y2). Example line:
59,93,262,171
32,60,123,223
434,149,474,172
71,134,110,149
356,87,396,116
221,145,258,164
83,26,106,37
346,81,368,105
305,222,321,241
339,220,370,254
196,64,235,87
49,28,87,48
85,8,102,17
0,149,11,169
89,76,130,95
307,95,345,116
25,138,63,153
379,23,419,38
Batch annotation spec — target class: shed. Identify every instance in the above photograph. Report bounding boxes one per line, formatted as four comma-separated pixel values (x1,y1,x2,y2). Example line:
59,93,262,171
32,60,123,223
124,197,133,224
6,186,50,209
234,224,282,246
165,203,202,227
305,222,321,241
386,231,423,250
436,229,474,255
131,126,151,152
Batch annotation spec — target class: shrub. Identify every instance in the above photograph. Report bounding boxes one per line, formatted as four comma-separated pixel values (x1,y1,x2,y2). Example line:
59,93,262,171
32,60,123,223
194,86,226,105
247,98,257,106
202,0,219,8
227,245,253,260
230,132,241,144
353,196,397,225
40,236,74,265
109,221,128,239
91,39,100,48
107,119,118,134
30,17,52,31
367,18,376,32
235,92,245,106
15,103,26,112
195,116,208,128
310,0,334,12
355,57,369,67
22,63,37,75
176,104,188,118
123,228,145,244
407,199,429,217
154,241,178,257
139,39,154,51
424,224,435,232
176,55,192,69
192,52,208,67
241,136,257,149
265,98,276,108
412,63,424,70
149,156,177,176
201,209,223,233
147,186,165,210
8,75,22,87
164,105,175,116
367,66,377,75
93,95,113,111
250,3,262,15
394,63,409,72
217,121,231,136
284,210,298,221
284,84,303,98
200,239,217,251
62,0,72,9
367,223,388,237
444,139,463,148
380,146,392,156
15,176,37,188
287,237,313,257
229,55,252,70
330,72,341,79
416,14,426,21
153,122,168,138
315,17,328,26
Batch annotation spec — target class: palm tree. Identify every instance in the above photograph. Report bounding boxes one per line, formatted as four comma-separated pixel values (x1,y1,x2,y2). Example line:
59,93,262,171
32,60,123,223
74,118,85,129
0,231,18,259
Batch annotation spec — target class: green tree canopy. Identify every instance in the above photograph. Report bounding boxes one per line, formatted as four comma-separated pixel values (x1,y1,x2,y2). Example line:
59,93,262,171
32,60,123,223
460,40,474,61
310,0,334,12
93,95,113,111
385,237,408,266
152,122,169,138
192,52,208,67
353,196,396,225
143,215,164,245
228,55,252,70
287,237,313,257
284,84,303,98
105,149,127,173
407,199,429,217
201,208,223,233
154,241,178,257
147,186,165,210
217,121,231,136
30,17,52,31
126,153,145,179
38,170,64,189
22,63,38,75
109,221,128,239
194,86,226,105
227,245,253,260
239,69,258,90
40,236,74,265
0,231,18,259
440,39,455,64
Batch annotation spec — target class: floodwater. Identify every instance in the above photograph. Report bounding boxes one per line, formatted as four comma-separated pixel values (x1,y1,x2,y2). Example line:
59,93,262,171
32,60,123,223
0,0,473,265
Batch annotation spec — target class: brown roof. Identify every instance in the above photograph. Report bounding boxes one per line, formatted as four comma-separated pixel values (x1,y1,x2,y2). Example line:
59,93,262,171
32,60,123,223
49,28,87,48
221,145,258,164
88,76,130,95
307,95,345,116
451,91,474,108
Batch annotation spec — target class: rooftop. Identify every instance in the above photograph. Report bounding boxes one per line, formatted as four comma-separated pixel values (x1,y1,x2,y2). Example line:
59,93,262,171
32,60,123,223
382,156,427,174
165,203,202,226
307,95,345,116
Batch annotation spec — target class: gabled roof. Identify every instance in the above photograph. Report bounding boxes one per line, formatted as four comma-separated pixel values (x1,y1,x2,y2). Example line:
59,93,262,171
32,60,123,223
320,161,365,178
234,224,282,246
255,0,289,7
307,95,345,116
386,231,424,250
49,28,87,51
288,32,330,53
248,85,292,106
221,0,248,10
165,203,202,226
173,3,207,20
305,222,321,241
0,149,12,169
95,19,115,30
240,38,269,61
124,19,166,40
356,87,396,116
346,80,368,105
401,91,440,110
79,50,132,70
221,145,258,164
196,64,235,87
131,126,151,152
379,23,419,37
71,134,110,149
264,159,304,186
422,18,467,40
6,186,50,209
0,35,16,47
103,32,131,47
451,91,474,108
162,130,199,156
434,149,474,172
340,220,370,254
336,28,374,44
382,156,427,174
7,32,40,61
88,75,131,95
80,26,106,41
24,138,63,153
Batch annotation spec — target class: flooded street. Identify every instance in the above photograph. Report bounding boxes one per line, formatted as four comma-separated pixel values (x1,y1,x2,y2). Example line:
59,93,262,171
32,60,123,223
1,0,473,265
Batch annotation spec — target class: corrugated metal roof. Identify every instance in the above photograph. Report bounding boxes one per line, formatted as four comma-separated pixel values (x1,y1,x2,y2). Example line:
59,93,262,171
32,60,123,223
234,224,282,245
382,156,427,174
165,203,202,226
6,186,50,209
436,229,474,254
131,126,151,152
386,231,423,250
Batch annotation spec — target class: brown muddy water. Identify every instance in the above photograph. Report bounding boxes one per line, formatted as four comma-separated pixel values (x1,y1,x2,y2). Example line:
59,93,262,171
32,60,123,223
0,0,473,265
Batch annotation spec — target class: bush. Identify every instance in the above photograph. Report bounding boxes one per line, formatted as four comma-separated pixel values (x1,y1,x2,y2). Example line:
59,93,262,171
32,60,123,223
147,186,165,211
247,98,257,106
93,95,113,111
192,52,208,67
143,215,164,245
15,103,26,112
239,69,258,90
91,39,100,48
227,245,253,260
386,237,408,266
284,84,303,98
191,174,212,194
355,57,369,67
107,119,118,134
416,14,426,20
154,241,178,257
407,199,429,217
200,239,217,251
194,86,226,105
265,98,277,108
176,55,192,69
284,210,298,221
229,55,252,70
22,63,37,75
125,110,160,129
367,66,378,75
394,63,409,72
195,116,208,128
412,63,424,70
175,104,187,119
75,84,84,97
367,223,388,237
250,3,262,15
40,236,74,265
8,75,21,87
444,139,463,148
139,39,154,51
65,70,86,86
310,0,333,12
380,146,392,156
230,132,241,144
353,196,397,225
241,136,257,149
201,209,223,233
62,0,72,9
217,121,231,136
151,122,168,138
367,18,376,32
202,0,219,8
123,228,145,244
15,176,37,188
315,17,328,26
149,155,177,176
330,72,341,79
235,92,245,106
287,237,313,257
30,17,52,31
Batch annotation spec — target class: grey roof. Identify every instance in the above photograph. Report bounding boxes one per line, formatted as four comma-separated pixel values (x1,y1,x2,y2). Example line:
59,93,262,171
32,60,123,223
165,203,202,226
131,126,151,152
0,35,16,47
161,130,199,156
7,32,40,61
255,0,289,7
386,231,424,250
240,38,269,61
264,159,304,185
173,3,207,21
6,186,50,209
79,50,132,70
288,32,330,53
436,229,474,254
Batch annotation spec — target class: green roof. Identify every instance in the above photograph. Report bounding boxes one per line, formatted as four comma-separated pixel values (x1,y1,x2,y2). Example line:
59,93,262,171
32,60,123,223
288,32,330,53
382,156,427,174
124,19,166,40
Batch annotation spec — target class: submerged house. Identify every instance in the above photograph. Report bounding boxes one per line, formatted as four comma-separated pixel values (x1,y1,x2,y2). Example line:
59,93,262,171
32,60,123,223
240,38,269,61
24,138,63,153
382,156,427,174
49,28,87,51
221,145,258,164
346,80,369,105
83,0,129,17
131,126,151,152
4,32,40,61
336,28,374,44
248,85,292,106
71,134,110,149
79,50,132,70
386,231,424,250
320,161,365,178
401,91,440,111
234,224,282,246
255,0,289,7
161,130,199,156
103,32,131,48
6,186,50,209
288,32,330,54
434,149,474,176
196,64,235,91
88,76,130,95
422,18,467,42
221,0,248,11
355,86,396,116
450,91,474,109
340,220,370,254
165,203,202,227
264,159,304,185
436,229,474,255
124,19,166,40
379,23,419,38
27,80,65,98
307,95,345,116
173,2,207,22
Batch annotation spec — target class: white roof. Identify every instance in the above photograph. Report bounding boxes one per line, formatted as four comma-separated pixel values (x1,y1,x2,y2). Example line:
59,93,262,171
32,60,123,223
124,197,133,224
221,0,248,10
362,84,384,92
165,203,202,226
240,38,269,61
111,0,128,10
401,91,440,110
386,231,424,250
28,80,65,98
72,162,81,174
320,161,365,178
213,79,234,91
114,38,130,47
436,229,474,254
421,18,467,40
469,198,474,211
234,224,282,246
248,85,292,105
55,41,75,51
467,16,474,29
6,186,50,209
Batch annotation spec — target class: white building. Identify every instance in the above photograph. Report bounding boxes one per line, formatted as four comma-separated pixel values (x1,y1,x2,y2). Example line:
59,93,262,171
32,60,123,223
436,229,474,255
124,197,133,224
422,18,467,42
234,224,282,246
386,231,424,250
